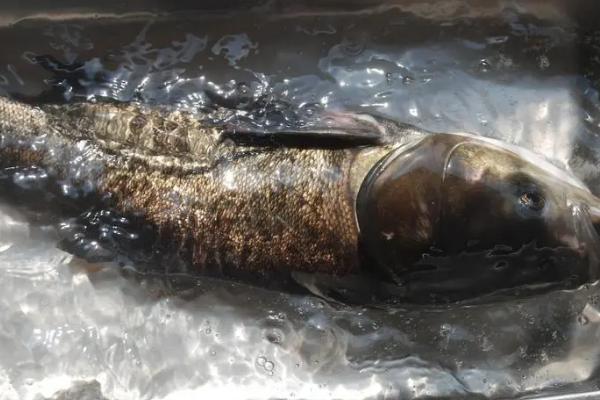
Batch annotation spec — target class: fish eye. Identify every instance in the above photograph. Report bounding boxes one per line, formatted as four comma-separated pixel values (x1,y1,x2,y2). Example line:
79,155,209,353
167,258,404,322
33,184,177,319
508,173,546,214
519,189,545,211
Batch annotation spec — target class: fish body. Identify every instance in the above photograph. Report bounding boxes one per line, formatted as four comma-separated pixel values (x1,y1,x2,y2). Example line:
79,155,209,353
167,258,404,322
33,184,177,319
1,96,599,303
0,98,396,276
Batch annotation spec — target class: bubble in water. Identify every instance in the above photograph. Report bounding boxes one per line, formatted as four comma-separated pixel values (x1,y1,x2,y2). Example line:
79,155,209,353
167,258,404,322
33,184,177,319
486,36,509,44
266,330,283,344
385,72,394,84
300,102,322,117
408,105,419,117
577,314,589,326
211,33,258,67
497,54,514,69
477,112,489,126
478,59,491,72
256,356,267,367
493,261,508,271
256,356,275,375
264,361,274,372
439,323,452,337
341,39,365,56
538,55,550,70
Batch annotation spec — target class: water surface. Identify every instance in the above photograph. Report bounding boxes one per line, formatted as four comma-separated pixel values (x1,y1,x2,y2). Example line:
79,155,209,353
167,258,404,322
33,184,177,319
1,2,600,399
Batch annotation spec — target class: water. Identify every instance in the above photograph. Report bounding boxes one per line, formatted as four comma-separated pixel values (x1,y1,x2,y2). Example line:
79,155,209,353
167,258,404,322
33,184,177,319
1,2,600,399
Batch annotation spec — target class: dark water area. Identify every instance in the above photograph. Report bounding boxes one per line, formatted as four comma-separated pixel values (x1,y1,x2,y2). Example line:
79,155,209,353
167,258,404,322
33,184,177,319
2,2,600,188
1,1,600,399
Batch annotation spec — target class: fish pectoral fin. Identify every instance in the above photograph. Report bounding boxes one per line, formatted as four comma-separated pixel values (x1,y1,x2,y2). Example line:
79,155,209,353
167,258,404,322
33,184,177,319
290,271,409,306
222,110,405,147
68,257,111,274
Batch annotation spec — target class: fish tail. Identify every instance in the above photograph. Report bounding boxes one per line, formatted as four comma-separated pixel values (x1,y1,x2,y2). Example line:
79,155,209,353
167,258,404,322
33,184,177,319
0,97,168,265
0,97,102,217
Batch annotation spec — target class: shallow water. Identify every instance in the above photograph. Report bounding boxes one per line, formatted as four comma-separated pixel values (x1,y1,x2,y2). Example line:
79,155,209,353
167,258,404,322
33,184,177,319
1,2,600,399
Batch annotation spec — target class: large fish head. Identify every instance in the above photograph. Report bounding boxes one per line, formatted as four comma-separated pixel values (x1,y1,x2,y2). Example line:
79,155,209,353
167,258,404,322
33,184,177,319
357,133,600,302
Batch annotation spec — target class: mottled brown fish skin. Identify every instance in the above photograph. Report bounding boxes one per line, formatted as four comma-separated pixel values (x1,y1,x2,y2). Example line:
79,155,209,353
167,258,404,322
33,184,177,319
0,97,390,277
101,147,360,275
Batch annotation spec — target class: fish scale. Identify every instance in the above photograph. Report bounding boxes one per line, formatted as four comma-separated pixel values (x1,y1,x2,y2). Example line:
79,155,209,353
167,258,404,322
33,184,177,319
0,97,376,278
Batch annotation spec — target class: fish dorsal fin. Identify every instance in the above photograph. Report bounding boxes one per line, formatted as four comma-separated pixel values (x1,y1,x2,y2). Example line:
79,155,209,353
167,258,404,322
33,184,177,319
221,110,416,148
40,99,420,174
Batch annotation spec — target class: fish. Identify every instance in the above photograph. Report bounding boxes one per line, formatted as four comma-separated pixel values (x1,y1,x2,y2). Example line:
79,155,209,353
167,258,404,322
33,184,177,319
1,96,599,304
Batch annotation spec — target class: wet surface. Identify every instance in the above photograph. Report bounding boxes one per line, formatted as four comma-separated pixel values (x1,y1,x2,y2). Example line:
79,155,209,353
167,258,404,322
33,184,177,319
1,2,600,399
